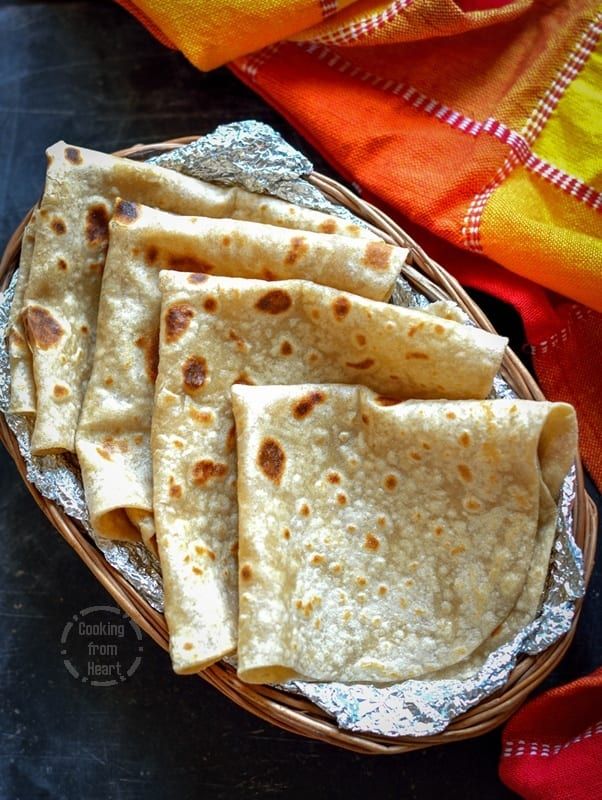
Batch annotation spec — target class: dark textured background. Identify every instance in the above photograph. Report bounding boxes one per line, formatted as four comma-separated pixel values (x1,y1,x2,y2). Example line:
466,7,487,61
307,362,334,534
0,3,599,799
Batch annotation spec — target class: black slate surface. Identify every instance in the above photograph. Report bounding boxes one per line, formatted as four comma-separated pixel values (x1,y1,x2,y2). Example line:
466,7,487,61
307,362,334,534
0,3,599,799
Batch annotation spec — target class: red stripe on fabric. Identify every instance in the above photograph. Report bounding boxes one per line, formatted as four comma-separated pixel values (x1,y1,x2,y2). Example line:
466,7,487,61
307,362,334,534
319,0,339,20
311,1,414,46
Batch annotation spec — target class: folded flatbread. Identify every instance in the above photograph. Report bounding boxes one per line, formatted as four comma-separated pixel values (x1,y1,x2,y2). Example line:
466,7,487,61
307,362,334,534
152,273,507,673
22,141,374,455
7,212,37,414
231,385,577,684
75,201,405,549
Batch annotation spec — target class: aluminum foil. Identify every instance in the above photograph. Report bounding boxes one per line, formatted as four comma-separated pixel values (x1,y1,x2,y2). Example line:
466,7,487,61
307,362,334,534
0,120,585,738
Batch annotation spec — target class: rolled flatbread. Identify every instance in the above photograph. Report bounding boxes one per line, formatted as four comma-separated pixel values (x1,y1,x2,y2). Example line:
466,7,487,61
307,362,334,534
7,212,37,414
231,385,577,684
75,201,406,549
152,272,507,673
22,141,374,455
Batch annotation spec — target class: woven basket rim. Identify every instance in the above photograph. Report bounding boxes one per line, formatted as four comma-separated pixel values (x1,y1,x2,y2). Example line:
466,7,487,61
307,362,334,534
0,136,597,755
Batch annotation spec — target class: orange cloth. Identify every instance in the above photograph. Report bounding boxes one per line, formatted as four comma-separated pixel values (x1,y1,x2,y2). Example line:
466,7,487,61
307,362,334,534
117,0,602,487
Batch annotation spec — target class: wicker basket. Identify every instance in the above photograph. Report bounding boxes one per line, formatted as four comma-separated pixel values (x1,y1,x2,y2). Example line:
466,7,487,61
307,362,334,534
0,137,597,755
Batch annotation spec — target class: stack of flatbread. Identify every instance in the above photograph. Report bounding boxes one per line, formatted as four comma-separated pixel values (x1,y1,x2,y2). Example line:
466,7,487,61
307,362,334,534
7,141,577,687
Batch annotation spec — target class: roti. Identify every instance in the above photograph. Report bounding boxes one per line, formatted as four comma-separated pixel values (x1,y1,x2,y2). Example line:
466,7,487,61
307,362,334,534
7,212,37,414
151,272,507,673
231,385,577,683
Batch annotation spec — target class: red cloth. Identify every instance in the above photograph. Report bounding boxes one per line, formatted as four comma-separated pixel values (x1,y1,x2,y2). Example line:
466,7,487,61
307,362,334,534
500,669,602,799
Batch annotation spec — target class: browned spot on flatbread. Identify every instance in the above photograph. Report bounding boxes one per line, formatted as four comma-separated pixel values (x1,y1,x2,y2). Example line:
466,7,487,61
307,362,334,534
332,296,351,320
376,395,401,406
222,235,231,246
355,333,366,346
283,528,291,540
165,302,195,343
361,414,369,425
346,358,374,370
458,464,473,482
384,474,397,491
64,146,83,165
189,408,214,425
89,262,103,272
255,289,292,314
327,471,341,484
262,268,277,281
446,411,456,419
192,566,203,576
182,356,207,393
405,352,429,360
337,492,347,505
293,391,325,419
459,432,471,447
280,340,293,356
409,452,422,461
356,576,367,587
363,241,391,270
135,331,159,383
195,545,216,560
233,372,254,386
85,204,110,246
378,585,388,595
114,199,139,224
96,447,112,461
407,322,425,337
144,245,158,266
226,424,236,452
104,377,113,386
257,438,286,484
168,254,214,273
240,564,253,581
435,526,444,536
191,459,227,486
300,503,311,517
57,259,67,271
318,219,337,234
188,273,209,284
23,306,64,350
284,236,308,265
311,554,325,565
53,384,69,399
51,218,66,235
183,643,194,651
435,324,445,335
203,297,217,313
169,478,182,499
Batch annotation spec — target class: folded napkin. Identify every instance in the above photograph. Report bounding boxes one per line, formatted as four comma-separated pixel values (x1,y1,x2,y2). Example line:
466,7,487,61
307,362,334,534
500,669,602,800
116,0,602,487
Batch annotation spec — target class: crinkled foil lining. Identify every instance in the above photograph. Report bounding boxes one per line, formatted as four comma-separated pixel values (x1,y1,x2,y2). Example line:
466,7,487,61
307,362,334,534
0,120,584,737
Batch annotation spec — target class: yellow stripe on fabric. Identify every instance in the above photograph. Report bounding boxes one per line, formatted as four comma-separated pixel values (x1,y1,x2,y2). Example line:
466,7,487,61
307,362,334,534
533,41,602,189
480,165,602,312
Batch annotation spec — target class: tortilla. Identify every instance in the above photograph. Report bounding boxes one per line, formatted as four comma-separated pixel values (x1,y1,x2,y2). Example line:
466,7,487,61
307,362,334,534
75,200,404,550
7,212,37,414
231,385,576,684
151,273,507,673
23,141,374,456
